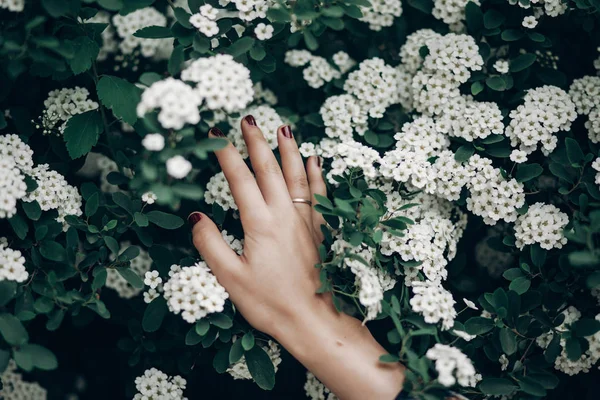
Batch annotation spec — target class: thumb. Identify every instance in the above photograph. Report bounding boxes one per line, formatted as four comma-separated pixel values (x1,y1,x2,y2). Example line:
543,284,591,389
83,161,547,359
188,212,242,283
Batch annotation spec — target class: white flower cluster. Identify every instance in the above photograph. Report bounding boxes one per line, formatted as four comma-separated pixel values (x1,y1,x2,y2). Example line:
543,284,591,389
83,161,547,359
133,368,187,400
106,244,152,299
344,58,405,118
359,0,403,31
205,172,236,211
304,372,338,400
380,192,466,284
25,164,83,229
41,87,99,135
319,95,368,140
435,96,504,142
113,8,171,59
423,34,484,83
426,344,480,387
137,78,202,130
0,238,28,282
252,82,278,106
181,54,254,113
331,238,396,321
163,262,229,323
514,203,568,250
221,230,244,254
332,51,356,74
592,158,600,186
255,23,274,40
326,141,380,184
400,29,443,74
0,154,27,219
227,105,284,158
284,50,342,89
0,360,47,400
166,155,193,179
190,4,219,37
494,59,510,74
0,0,24,12
433,0,479,27
536,307,600,375
509,0,567,18
227,339,282,380
506,85,577,161
222,0,270,22
142,133,165,151
569,76,600,143
410,280,457,330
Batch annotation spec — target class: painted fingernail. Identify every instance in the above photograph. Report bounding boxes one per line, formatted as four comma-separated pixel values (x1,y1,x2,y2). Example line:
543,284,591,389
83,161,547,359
316,156,322,167
282,125,293,139
209,127,225,137
244,115,257,126
188,212,202,227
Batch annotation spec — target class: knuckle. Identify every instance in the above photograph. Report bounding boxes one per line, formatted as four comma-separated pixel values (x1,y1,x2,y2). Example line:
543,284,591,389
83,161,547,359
290,174,310,190
258,160,282,176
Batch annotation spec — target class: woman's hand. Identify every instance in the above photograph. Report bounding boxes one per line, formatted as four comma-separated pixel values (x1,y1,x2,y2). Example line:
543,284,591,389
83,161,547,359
188,116,405,400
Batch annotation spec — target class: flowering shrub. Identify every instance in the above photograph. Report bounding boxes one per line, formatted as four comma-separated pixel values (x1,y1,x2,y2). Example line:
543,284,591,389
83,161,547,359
1,0,600,399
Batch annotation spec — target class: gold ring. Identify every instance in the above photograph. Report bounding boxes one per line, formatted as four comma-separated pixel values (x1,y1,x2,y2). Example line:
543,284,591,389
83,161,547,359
291,198,312,206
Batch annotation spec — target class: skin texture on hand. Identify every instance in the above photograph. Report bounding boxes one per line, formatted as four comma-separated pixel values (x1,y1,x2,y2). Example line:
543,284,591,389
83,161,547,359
188,116,405,400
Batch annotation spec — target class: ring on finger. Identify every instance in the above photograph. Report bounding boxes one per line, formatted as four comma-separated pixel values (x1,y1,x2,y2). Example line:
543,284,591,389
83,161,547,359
291,198,312,206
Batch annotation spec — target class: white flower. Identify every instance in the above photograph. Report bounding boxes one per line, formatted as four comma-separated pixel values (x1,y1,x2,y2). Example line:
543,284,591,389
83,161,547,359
166,156,193,179
254,23,274,40
113,8,172,59
200,4,218,19
359,0,403,31
0,360,47,400
163,262,229,323
205,171,237,211
133,368,187,400
141,191,157,204
510,149,528,163
304,372,338,400
522,16,538,29
0,238,28,282
494,59,510,74
144,270,162,289
426,344,480,387
143,289,160,304
453,330,476,341
463,298,478,310
410,281,457,330
0,0,25,12
40,87,99,135
499,354,509,371
190,13,219,37
142,133,165,151
514,203,569,250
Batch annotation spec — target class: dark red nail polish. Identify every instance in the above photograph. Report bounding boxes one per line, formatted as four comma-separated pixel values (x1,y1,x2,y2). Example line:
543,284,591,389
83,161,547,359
188,212,202,227
282,125,293,138
316,156,322,167
244,115,257,126
210,127,225,137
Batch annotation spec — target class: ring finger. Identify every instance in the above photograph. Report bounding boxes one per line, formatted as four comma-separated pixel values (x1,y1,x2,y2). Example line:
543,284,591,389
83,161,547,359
277,125,312,226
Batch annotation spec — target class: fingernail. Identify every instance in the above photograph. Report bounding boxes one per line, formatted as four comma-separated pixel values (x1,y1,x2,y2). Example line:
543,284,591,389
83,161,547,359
316,156,322,167
281,125,293,139
209,127,225,137
244,115,256,126
188,212,202,227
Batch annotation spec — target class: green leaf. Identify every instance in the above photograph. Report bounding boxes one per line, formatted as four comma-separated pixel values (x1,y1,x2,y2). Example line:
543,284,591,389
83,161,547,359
146,211,184,229
471,81,484,96
464,316,494,335
185,328,202,345
173,7,192,28
195,319,210,336
97,75,142,125
465,2,483,33
67,36,100,75
46,309,65,331
213,344,231,373
509,53,537,73
406,0,433,14
454,145,475,162
569,251,600,267
518,377,547,396
172,183,204,200
134,212,149,227
0,313,29,345
22,200,42,221
118,245,140,262
229,339,245,364
245,346,276,390
483,10,505,29
509,276,531,295
34,297,54,314
169,45,185,76
142,297,168,332
379,354,400,363
17,344,58,370
479,378,518,395
98,0,123,10
209,313,233,329
63,110,104,159
303,30,318,51
501,29,524,42
486,76,507,91
572,319,600,337
242,331,255,350
134,26,173,38
565,137,585,166
0,281,17,307
249,44,267,61
515,163,543,182
227,37,255,57
530,245,546,267
116,268,144,289
103,236,119,255
85,192,100,217
499,328,517,355
42,0,70,17
92,268,107,291
9,214,28,240
40,241,66,262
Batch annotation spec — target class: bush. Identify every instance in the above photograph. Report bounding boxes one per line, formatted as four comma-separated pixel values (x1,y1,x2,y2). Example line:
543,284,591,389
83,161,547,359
1,0,600,399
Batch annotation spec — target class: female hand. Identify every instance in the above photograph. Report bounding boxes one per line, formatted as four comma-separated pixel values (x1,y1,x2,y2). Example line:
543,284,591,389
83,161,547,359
188,116,405,400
